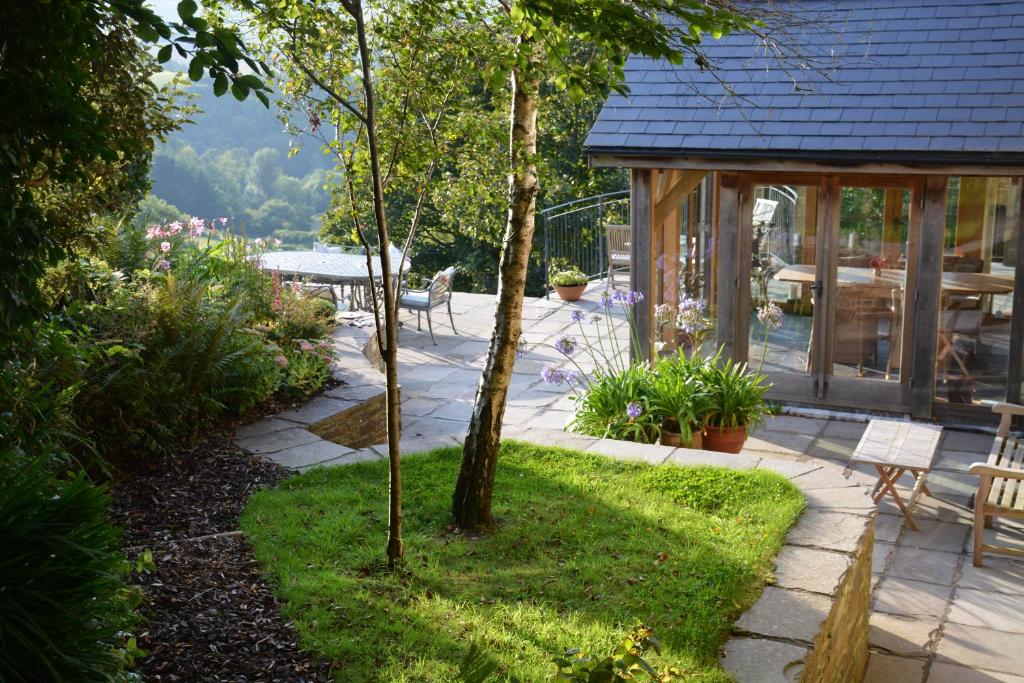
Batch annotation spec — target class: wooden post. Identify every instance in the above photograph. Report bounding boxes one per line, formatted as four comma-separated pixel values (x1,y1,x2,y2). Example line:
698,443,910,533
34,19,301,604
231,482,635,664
716,172,740,360
910,176,948,419
1007,178,1024,405
956,177,988,260
630,168,653,362
882,188,903,263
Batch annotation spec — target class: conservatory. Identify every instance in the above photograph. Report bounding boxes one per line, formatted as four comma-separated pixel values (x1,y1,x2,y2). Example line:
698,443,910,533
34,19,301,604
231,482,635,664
583,0,1024,424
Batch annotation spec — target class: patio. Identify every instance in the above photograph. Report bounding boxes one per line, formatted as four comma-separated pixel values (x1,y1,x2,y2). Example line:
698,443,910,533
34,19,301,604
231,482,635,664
385,286,1023,683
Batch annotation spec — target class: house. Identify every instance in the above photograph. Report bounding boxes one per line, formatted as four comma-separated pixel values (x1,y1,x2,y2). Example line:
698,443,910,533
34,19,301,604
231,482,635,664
585,0,1024,423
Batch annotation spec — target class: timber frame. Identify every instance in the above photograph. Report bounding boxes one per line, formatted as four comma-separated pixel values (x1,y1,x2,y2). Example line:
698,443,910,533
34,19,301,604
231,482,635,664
624,163,1024,424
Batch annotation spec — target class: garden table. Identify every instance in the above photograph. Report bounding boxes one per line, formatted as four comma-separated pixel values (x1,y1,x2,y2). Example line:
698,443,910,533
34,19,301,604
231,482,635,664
851,419,943,531
259,250,383,311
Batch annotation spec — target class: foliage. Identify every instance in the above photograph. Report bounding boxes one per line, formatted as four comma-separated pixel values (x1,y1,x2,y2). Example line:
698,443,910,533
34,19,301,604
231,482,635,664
551,268,589,287
0,0,270,337
648,352,710,442
277,341,335,400
699,356,772,432
269,292,338,346
241,441,804,682
0,463,138,682
554,625,680,682
570,364,660,443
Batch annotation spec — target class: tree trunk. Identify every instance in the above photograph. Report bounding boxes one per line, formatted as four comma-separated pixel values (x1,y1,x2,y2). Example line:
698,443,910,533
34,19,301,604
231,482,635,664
451,36,541,531
349,0,403,567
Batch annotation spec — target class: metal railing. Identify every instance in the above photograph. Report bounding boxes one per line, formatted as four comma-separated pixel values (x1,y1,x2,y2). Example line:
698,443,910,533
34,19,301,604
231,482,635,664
540,190,630,295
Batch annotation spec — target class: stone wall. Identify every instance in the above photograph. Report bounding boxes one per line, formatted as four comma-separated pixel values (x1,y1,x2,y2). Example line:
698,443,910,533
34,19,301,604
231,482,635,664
309,390,389,449
720,458,877,683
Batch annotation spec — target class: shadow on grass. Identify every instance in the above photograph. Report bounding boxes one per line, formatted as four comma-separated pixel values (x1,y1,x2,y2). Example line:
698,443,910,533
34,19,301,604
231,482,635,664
241,440,804,681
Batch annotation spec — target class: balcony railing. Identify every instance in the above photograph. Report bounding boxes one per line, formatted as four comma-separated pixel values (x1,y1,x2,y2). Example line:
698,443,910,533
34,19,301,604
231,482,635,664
539,190,630,296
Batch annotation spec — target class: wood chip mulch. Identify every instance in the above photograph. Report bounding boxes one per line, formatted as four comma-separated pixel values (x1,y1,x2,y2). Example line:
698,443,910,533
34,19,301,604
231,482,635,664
109,433,336,682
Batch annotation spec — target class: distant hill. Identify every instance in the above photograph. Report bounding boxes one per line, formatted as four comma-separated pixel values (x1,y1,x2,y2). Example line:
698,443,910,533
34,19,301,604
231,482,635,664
146,72,333,247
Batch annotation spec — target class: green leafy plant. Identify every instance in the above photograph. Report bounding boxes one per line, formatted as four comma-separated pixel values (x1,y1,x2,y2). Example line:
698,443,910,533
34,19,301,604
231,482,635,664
270,291,337,345
277,341,333,400
0,463,137,682
648,351,710,444
550,267,589,287
570,364,659,443
699,355,771,432
554,625,680,682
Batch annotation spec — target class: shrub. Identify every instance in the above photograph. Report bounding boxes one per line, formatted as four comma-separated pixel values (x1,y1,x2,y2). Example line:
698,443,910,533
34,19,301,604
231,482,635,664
550,267,589,287
569,364,659,443
0,463,137,682
269,291,337,345
277,340,334,400
71,274,282,455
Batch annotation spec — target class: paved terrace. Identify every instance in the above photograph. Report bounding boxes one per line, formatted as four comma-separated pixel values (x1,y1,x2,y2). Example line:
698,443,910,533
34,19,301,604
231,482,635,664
252,282,1024,683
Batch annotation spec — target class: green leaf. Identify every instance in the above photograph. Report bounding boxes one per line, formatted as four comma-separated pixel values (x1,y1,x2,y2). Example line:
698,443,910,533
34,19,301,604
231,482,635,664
187,57,204,81
230,81,248,102
238,74,264,90
156,44,172,63
254,89,270,108
135,23,159,43
177,0,197,20
213,73,228,96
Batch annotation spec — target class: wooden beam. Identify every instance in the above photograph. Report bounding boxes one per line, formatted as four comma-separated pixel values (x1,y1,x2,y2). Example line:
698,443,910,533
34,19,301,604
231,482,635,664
653,170,707,226
589,154,1024,178
1007,179,1024,405
910,176,948,419
716,173,740,360
630,168,653,362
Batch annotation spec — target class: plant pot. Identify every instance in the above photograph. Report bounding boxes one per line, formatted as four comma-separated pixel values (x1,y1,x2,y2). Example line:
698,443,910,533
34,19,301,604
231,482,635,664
687,430,703,450
554,284,586,301
946,376,976,404
702,425,747,453
661,430,682,447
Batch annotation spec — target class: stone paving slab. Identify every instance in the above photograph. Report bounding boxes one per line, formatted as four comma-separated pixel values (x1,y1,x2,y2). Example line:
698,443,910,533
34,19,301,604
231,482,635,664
277,396,361,425
937,622,1024,675
735,586,831,641
786,509,873,553
929,662,1024,683
235,426,321,455
584,438,674,465
948,589,1024,633
268,439,355,469
887,546,961,586
720,638,807,683
772,546,852,596
666,449,760,469
864,653,927,683
957,556,1024,594
874,577,954,618
868,611,939,656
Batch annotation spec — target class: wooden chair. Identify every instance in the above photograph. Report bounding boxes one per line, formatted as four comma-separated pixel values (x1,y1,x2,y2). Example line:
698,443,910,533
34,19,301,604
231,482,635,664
969,403,1024,566
606,224,631,289
399,266,457,344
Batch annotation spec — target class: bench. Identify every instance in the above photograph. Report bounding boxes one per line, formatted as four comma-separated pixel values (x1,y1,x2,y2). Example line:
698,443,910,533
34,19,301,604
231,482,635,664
851,419,943,531
969,403,1024,567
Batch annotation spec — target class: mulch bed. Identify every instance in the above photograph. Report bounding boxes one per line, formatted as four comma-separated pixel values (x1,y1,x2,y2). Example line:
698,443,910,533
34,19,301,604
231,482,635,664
109,432,336,681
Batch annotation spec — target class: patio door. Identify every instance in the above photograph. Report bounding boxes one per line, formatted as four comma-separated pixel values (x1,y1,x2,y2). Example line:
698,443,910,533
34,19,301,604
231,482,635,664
742,175,921,411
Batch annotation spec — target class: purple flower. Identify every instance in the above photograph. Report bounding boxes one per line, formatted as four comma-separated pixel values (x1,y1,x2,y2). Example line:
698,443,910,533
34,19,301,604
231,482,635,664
625,290,645,306
553,335,576,356
600,292,613,310
541,365,564,385
757,302,785,330
569,310,585,323
515,337,528,359
612,290,625,303
626,402,643,419
158,259,171,271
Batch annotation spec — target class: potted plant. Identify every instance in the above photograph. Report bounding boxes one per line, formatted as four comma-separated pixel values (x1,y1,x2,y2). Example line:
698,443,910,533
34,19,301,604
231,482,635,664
699,357,771,453
551,267,589,301
649,351,708,448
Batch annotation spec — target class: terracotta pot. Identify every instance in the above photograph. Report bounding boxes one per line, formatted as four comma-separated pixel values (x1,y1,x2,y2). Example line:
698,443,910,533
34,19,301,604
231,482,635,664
661,430,682,447
554,284,586,301
688,430,703,450
702,425,747,453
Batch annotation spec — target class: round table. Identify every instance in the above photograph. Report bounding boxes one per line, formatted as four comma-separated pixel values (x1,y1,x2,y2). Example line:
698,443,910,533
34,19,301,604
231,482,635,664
259,251,384,310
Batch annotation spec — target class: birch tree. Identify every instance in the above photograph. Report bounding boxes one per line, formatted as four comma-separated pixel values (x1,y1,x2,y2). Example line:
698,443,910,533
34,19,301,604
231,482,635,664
453,0,816,530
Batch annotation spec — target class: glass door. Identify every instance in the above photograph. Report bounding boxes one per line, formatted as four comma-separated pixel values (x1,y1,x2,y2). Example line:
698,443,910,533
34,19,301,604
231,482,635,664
823,183,918,407
743,175,921,411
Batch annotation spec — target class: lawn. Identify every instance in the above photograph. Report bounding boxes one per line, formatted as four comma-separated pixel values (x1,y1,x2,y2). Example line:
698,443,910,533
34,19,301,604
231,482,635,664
241,441,805,681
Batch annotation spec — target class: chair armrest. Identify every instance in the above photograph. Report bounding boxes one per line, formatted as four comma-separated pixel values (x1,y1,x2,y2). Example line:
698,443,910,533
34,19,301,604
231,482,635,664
969,462,1024,479
992,403,1024,418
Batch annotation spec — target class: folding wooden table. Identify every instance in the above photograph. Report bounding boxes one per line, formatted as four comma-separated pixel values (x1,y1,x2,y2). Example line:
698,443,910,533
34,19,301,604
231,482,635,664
851,419,943,531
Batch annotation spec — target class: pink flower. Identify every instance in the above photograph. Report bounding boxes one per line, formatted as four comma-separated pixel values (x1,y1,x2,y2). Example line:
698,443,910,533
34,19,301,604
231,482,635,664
167,221,184,235
273,238,282,246
145,224,162,240
275,355,288,368
290,280,302,294
160,241,171,253
218,217,227,225
299,340,315,352
188,217,205,237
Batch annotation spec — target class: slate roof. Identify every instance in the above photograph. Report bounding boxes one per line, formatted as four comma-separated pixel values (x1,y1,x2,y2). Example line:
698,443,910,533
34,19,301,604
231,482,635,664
585,0,1024,165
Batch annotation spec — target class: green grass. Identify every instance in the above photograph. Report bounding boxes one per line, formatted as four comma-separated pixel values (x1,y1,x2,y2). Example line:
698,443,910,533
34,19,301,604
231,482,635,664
241,441,805,682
